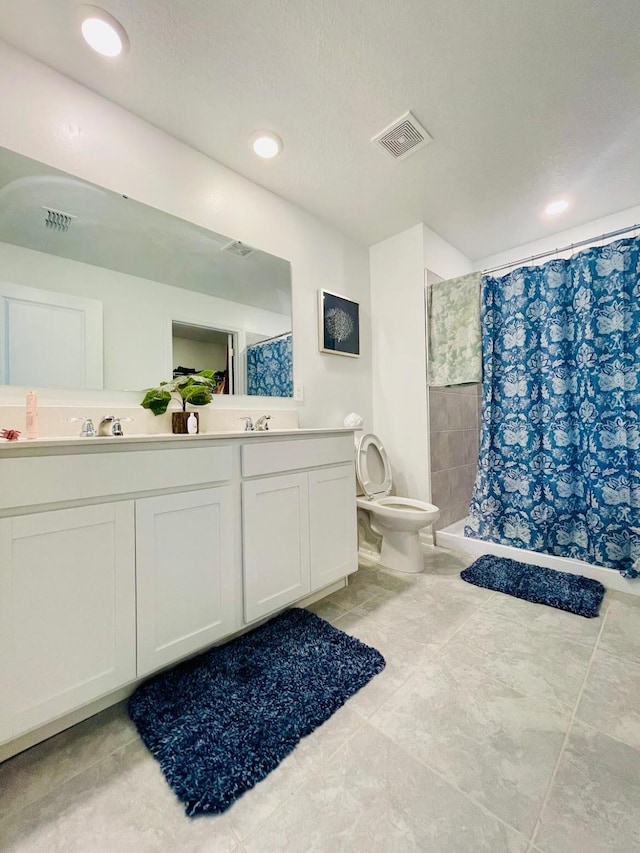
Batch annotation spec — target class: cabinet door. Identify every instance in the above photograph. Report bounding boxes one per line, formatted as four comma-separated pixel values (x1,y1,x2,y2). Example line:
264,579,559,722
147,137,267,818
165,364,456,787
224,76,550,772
242,473,310,622
0,503,136,740
309,464,358,589
136,487,236,677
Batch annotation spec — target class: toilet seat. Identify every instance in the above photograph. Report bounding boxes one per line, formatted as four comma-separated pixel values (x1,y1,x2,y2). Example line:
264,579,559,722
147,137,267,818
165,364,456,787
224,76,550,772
375,496,433,514
356,495,439,522
356,433,392,498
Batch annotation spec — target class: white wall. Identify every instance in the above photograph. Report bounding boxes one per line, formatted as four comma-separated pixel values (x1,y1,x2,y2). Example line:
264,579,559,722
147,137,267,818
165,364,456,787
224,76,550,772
369,223,471,502
173,337,227,376
423,227,473,282
477,203,640,270
0,241,288,391
0,42,372,427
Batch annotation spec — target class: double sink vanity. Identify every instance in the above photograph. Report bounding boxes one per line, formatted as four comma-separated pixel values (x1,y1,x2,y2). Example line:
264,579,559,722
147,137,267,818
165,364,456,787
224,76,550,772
0,144,360,760
0,426,358,760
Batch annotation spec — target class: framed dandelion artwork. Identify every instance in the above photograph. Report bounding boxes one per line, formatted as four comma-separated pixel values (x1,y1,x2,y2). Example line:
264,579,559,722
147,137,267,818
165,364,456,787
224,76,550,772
318,289,360,357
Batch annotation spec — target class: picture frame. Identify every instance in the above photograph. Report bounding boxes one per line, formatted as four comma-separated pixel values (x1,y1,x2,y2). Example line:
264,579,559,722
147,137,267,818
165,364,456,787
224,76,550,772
318,289,360,357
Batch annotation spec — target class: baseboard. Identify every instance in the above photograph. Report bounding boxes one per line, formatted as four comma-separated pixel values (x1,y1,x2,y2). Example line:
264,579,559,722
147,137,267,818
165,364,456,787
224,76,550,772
297,578,347,606
0,684,137,763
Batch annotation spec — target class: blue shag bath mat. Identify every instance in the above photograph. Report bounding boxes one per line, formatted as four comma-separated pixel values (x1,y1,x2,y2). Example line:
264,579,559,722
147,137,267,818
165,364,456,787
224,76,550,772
128,607,385,816
461,554,605,618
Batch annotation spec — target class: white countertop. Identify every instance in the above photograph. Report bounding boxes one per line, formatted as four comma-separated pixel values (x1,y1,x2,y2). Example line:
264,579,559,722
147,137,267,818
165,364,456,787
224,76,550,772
0,427,355,452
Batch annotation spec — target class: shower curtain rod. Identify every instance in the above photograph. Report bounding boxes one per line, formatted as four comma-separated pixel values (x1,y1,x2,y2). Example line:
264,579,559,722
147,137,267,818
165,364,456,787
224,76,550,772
248,330,291,346
482,222,640,276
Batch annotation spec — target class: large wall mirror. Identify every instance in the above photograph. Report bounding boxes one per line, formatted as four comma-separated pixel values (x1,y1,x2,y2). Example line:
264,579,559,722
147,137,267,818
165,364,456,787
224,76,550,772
0,146,293,397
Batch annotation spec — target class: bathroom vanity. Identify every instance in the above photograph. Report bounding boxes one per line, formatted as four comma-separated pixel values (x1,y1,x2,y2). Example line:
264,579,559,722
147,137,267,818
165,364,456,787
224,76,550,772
0,429,357,759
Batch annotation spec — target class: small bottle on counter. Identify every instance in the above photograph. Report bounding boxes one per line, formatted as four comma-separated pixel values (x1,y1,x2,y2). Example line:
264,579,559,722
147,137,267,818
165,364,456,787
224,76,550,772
26,389,39,440
187,412,199,434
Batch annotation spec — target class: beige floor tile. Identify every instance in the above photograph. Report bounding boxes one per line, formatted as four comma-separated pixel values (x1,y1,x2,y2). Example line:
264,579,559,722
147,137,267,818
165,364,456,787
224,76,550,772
575,650,640,750
331,610,440,718
535,722,640,853
332,609,440,673
0,702,138,816
424,545,475,574
363,565,424,594
242,724,528,853
441,610,593,709
0,739,238,852
370,658,570,836
323,579,382,611
304,598,348,623
482,589,605,648
226,704,364,841
415,568,496,604
598,591,640,663
353,582,489,645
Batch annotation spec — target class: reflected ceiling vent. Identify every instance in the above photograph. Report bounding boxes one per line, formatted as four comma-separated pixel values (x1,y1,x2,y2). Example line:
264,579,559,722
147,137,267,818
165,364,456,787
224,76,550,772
220,239,254,258
43,206,77,232
371,111,433,161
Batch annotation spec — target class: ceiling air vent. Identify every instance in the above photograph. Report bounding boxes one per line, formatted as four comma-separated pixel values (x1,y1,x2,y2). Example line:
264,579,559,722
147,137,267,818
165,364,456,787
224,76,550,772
220,239,254,258
371,111,433,161
42,206,77,232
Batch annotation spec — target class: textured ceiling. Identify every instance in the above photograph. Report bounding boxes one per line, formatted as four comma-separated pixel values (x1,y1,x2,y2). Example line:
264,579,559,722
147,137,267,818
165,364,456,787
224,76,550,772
0,0,639,260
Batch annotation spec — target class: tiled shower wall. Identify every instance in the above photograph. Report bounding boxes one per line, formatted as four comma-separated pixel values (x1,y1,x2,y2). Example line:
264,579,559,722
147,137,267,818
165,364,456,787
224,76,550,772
429,385,482,532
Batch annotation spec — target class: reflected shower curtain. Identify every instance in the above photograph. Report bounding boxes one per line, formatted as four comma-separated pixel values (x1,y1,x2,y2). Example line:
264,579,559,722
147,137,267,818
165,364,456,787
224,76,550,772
465,237,640,577
246,333,293,397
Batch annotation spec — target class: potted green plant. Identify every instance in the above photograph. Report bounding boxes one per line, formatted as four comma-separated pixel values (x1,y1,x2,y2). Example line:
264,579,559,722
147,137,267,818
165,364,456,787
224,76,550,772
141,371,216,434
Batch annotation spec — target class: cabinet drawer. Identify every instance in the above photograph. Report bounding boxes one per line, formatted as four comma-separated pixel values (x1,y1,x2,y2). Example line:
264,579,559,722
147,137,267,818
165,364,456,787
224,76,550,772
0,445,232,511
241,435,354,477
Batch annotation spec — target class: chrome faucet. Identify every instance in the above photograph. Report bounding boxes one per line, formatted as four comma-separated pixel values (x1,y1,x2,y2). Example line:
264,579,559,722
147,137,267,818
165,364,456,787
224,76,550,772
98,416,132,437
254,414,271,431
68,416,96,438
237,415,271,432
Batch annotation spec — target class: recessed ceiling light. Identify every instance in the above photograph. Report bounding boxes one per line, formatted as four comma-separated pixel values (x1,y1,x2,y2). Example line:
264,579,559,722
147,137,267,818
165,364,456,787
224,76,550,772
78,6,129,57
544,199,569,216
249,131,283,159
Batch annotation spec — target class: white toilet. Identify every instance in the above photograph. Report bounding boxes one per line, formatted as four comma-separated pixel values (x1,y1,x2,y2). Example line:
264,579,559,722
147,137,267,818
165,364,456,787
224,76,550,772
355,433,440,574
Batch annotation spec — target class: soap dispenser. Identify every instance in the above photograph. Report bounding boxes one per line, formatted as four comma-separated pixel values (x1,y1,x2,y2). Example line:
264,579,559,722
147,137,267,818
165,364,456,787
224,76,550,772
187,412,199,434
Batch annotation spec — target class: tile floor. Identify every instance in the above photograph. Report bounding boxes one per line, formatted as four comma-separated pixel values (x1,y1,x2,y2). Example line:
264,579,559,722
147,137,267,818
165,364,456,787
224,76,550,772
1,547,639,852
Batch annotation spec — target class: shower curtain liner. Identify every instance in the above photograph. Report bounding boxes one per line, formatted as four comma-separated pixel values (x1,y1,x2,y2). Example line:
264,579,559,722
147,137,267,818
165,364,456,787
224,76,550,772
465,236,640,577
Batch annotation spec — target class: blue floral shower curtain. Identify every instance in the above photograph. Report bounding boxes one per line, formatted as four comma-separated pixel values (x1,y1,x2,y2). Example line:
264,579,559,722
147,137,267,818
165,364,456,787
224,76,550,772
466,237,640,577
246,333,293,397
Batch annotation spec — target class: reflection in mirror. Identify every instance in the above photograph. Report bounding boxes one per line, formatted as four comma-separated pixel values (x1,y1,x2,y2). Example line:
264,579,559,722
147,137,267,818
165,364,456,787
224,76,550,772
172,323,234,395
0,147,293,397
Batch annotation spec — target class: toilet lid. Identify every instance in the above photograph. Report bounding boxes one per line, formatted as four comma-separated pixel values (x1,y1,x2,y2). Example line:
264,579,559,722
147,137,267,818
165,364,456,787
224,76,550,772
356,433,392,498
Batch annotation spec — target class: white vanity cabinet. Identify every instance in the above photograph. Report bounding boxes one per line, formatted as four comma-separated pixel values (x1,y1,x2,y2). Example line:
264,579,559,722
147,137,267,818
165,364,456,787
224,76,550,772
0,428,357,758
241,435,357,622
135,486,236,676
0,502,136,739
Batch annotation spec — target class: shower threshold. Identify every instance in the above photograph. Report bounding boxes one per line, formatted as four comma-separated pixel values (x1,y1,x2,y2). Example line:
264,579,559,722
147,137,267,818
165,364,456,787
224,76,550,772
436,518,639,597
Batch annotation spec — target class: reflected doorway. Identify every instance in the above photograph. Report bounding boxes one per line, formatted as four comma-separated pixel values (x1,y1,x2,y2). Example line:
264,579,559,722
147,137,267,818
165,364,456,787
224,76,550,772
171,321,236,395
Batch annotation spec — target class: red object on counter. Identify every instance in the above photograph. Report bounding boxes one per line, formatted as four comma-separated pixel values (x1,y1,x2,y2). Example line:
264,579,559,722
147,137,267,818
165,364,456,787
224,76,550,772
1,428,21,441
